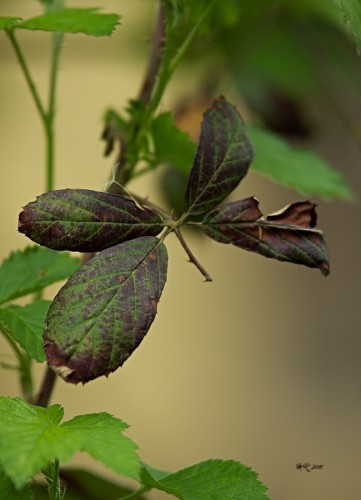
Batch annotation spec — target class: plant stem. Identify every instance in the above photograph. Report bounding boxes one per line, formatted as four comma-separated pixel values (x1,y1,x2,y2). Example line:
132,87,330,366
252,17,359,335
35,366,56,407
46,31,64,191
48,460,61,500
138,3,166,105
175,228,213,281
6,30,47,123
118,485,150,500
112,0,215,187
1,331,34,402
144,0,215,122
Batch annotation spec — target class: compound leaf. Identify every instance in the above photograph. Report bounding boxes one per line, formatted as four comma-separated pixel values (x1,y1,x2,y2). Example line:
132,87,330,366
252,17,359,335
0,247,79,306
18,8,120,36
248,126,352,201
184,96,254,220
0,16,22,30
44,236,168,384
142,459,269,499
0,397,140,489
0,301,50,362
202,198,329,275
19,189,164,252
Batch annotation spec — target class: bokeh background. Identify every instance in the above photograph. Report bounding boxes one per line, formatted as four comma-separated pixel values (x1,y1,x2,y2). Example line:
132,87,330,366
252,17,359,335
1,1,361,499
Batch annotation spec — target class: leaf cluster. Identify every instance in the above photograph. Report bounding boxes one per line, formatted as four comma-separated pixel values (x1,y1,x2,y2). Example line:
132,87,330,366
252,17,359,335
18,97,329,386
0,397,269,499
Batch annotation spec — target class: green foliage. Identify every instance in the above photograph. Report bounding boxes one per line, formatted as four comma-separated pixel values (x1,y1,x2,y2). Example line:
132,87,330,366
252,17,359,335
0,247,79,306
0,16,22,30
0,397,140,489
142,459,270,499
248,126,353,200
149,112,196,171
0,301,50,362
2,8,120,37
0,465,32,500
1,0,355,496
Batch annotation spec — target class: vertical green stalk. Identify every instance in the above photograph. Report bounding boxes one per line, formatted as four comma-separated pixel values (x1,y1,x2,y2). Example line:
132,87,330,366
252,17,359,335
44,460,62,500
46,31,64,191
1,331,34,402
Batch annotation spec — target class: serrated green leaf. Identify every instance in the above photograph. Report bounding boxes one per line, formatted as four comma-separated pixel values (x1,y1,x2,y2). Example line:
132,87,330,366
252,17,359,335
0,397,140,489
18,8,120,37
184,96,254,220
335,0,361,52
0,465,32,500
143,459,269,500
149,112,196,171
0,247,79,306
0,16,22,30
19,189,164,252
202,197,329,275
0,301,50,362
44,237,168,384
248,126,353,200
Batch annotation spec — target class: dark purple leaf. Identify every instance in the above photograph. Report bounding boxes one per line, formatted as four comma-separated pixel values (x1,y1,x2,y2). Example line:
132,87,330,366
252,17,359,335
184,96,254,220
18,189,164,252
201,198,329,275
44,236,168,384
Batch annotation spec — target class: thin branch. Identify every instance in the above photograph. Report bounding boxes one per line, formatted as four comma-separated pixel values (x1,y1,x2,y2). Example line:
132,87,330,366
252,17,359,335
175,228,213,282
138,3,166,104
35,366,56,407
6,30,47,123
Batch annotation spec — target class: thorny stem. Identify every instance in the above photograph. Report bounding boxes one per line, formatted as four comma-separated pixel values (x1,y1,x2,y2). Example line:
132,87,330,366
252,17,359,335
48,460,62,500
138,4,166,105
175,228,213,282
110,0,215,188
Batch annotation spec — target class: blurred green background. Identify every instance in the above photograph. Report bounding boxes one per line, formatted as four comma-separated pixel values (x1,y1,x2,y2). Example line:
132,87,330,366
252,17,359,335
1,1,361,498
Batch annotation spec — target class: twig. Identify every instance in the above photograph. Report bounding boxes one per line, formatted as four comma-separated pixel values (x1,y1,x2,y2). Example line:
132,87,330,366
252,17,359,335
138,3,166,104
35,366,56,407
175,228,213,282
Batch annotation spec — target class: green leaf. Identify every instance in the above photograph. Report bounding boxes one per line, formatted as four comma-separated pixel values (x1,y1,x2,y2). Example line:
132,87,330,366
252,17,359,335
19,189,164,252
0,301,50,362
0,465,32,500
44,237,168,384
0,16,22,30
335,0,361,52
0,247,79,306
248,126,353,200
149,112,196,171
184,96,254,220
0,397,140,489
18,8,120,37
201,198,329,275
142,459,269,499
